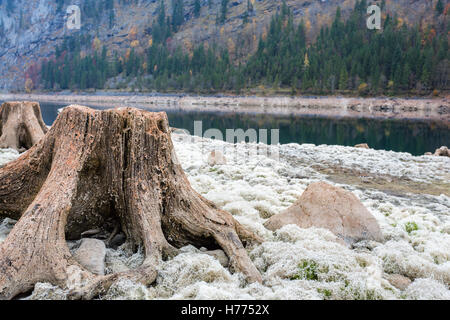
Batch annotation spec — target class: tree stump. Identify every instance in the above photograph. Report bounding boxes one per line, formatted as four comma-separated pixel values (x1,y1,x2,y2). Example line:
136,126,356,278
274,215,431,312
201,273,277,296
0,101,48,152
0,105,262,300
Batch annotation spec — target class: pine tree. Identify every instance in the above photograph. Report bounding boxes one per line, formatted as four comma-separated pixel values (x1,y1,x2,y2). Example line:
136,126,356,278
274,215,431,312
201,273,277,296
219,0,229,24
172,0,184,31
339,67,348,90
436,0,444,15
194,0,201,18
153,0,170,44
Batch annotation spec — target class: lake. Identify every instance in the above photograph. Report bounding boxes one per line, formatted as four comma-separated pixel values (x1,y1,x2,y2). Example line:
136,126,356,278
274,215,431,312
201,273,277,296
17,102,450,156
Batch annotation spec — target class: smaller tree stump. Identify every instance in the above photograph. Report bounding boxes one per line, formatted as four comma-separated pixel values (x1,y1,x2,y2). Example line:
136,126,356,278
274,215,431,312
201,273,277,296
0,101,48,152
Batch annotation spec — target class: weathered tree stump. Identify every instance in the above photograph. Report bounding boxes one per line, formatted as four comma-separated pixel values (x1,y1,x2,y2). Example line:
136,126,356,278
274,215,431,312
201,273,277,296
0,105,262,300
0,101,48,152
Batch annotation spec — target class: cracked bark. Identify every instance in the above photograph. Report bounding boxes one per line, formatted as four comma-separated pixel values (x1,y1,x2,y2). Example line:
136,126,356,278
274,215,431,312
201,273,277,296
0,105,262,300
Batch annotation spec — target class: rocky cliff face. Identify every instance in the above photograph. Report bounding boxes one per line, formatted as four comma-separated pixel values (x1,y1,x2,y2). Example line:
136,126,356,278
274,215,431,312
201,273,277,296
0,0,440,91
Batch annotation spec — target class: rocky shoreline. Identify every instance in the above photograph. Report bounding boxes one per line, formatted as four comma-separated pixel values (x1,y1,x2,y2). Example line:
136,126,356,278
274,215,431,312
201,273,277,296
0,102,449,300
1,93,449,121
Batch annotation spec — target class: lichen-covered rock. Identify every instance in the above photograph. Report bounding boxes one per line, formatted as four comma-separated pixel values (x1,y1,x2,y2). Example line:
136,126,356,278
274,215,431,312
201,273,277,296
28,282,68,300
264,182,383,246
200,248,229,267
73,238,106,275
434,146,449,157
104,279,150,300
384,274,412,291
207,150,227,166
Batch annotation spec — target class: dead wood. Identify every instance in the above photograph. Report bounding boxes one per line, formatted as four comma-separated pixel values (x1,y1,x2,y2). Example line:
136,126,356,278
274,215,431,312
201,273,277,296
0,105,262,300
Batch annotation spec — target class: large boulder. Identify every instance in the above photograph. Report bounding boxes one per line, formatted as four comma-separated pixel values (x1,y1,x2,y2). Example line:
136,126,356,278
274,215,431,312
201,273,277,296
264,182,383,246
73,238,107,275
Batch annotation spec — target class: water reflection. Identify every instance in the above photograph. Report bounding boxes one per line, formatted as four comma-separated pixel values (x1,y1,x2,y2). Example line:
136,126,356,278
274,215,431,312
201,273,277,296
32,102,450,156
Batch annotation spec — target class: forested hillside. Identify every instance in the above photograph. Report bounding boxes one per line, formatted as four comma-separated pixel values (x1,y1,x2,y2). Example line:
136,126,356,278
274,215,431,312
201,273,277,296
0,0,448,95
39,0,449,95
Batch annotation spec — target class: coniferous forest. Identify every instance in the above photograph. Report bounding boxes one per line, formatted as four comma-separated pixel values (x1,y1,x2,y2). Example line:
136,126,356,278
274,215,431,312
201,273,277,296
40,0,449,96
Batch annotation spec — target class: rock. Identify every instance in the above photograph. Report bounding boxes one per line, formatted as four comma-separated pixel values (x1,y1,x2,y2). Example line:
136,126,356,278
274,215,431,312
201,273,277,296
109,233,126,249
28,282,68,300
205,249,229,267
207,150,227,166
73,238,106,275
264,182,383,246
424,152,432,156
434,146,449,157
354,143,370,149
384,274,412,291
199,247,229,267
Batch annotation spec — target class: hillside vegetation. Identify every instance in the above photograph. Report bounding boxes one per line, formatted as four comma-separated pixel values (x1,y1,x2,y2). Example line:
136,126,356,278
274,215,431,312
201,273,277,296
0,0,448,95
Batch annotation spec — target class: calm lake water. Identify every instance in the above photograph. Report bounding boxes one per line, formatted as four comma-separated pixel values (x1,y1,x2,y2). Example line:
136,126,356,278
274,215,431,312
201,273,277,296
20,102,450,156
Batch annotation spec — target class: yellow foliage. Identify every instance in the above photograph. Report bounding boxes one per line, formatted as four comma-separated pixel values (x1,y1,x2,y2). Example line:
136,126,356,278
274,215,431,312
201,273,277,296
93,37,102,51
304,53,310,68
184,39,193,53
358,83,368,91
131,40,140,48
25,78,33,93
128,26,138,40
125,48,131,60
305,19,311,32
148,38,153,47
142,62,147,71
220,27,225,36
261,27,267,41
358,82,369,95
